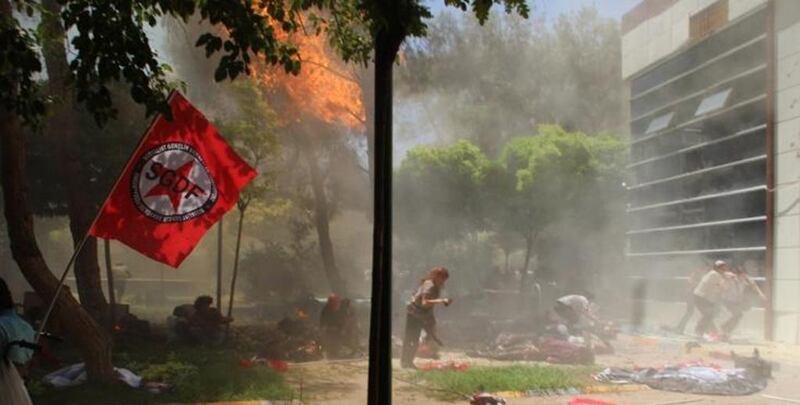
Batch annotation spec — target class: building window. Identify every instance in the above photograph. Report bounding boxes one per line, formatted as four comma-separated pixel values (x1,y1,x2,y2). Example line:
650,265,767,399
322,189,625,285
645,112,674,134
690,0,729,43
695,88,732,116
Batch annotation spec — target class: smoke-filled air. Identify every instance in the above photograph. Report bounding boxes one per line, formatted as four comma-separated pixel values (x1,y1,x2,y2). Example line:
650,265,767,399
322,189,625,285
1,0,797,404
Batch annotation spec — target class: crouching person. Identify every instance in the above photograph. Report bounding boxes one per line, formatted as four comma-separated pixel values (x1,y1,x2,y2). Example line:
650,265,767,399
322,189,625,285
553,292,598,337
186,295,233,345
401,266,451,369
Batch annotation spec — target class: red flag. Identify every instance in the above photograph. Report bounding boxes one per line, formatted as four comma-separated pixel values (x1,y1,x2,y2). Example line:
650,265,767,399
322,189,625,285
89,91,256,267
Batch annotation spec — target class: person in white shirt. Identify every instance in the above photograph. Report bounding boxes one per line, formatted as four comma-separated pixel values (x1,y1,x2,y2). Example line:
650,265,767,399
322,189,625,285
1,278,35,405
692,260,729,336
554,293,598,333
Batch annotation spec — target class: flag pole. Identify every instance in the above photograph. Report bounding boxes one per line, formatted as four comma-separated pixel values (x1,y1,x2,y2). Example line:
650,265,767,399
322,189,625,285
35,91,178,342
224,205,246,341
216,217,223,312
104,239,117,328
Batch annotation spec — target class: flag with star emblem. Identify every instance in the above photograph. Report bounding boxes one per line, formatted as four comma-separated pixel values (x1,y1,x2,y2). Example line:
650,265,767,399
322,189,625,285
89,91,256,267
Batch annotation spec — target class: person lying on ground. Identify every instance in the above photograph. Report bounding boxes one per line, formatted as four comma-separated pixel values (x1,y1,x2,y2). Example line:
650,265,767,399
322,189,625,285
720,265,767,339
186,295,232,345
402,266,452,369
692,260,730,338
0,278,35,405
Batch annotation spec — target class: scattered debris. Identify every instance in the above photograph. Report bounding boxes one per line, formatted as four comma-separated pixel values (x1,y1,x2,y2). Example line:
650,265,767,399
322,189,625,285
732,348,772,380
43,363,142,388
256,316,323,362
466,334,596,364
142,381,173,394
469,392,506,405
593,363,768,396
761,394,800,404
417,360,470,371
239,357,290,373
568,397,618,405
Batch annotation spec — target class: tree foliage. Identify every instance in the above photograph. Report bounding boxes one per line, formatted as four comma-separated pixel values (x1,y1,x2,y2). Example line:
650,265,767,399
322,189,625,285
0,1,45,125
395,125,626,291
26,86,146,218
216,79,281,213
396,140,491,249
496,125,625,239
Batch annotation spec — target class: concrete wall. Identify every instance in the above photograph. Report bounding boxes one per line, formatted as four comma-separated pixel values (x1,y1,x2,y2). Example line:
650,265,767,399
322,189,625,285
772,0,800,344
622,0,768,79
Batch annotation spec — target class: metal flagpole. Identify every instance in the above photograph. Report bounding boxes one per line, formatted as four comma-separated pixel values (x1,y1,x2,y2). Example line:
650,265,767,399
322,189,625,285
216,217,223,310
35,91,178,342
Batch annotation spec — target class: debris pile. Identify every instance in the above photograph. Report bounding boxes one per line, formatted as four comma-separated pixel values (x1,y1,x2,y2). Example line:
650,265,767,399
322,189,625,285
469,392,507,405
256,316,323,362
593,351,771,396
466,333,598,365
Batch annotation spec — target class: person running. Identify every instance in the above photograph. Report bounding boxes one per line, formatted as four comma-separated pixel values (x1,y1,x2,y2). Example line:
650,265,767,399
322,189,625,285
692,260,730,337
401,266,451,369
1,278,35,405
673,266,708,334
720,265,767,338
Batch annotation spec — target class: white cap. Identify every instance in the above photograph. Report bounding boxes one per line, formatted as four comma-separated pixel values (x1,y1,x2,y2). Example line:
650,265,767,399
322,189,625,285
714,260,727,268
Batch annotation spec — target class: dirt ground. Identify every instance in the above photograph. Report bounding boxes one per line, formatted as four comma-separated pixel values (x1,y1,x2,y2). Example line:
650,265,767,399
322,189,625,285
288,333,800,404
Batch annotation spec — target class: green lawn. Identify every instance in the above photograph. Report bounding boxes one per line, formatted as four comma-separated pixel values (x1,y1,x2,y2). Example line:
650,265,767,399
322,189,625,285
29,338,296,404
408,364,597,401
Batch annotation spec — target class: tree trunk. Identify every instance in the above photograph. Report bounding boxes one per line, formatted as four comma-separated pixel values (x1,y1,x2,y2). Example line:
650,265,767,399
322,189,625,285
367,26,404,405
300,133,346,295
41,0,107,318
104,239,116,328
519,234,534,293
0,105,116,382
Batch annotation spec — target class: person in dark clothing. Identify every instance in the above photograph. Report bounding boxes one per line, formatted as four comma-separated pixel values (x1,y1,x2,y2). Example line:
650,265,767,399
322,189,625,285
673,267,707,334
319,294,344,358
320,295,361,358
720,265,766,338
338,298,361,355
186,295,232,345
401,266,451,369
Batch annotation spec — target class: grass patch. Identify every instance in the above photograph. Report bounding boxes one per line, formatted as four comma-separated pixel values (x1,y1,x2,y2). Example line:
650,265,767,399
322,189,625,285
29,344,296,404
410,364,596,400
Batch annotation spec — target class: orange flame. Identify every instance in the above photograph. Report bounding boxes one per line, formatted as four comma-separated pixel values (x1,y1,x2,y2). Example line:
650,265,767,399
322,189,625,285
295,308,309,319
255,17,365,130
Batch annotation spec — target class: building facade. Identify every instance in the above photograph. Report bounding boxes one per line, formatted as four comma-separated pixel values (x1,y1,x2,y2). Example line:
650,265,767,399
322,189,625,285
622,0,800,342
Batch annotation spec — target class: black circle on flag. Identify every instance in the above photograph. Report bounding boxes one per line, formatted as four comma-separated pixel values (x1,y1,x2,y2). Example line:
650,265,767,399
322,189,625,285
131,142,218,222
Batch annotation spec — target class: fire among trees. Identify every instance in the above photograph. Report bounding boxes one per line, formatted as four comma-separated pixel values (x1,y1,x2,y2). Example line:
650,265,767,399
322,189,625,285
257,17,366,131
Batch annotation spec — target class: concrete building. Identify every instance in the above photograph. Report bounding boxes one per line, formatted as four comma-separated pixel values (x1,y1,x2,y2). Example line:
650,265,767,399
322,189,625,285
622,0,800,342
